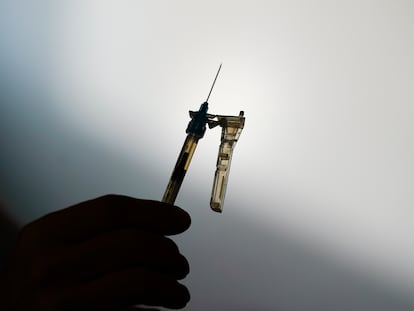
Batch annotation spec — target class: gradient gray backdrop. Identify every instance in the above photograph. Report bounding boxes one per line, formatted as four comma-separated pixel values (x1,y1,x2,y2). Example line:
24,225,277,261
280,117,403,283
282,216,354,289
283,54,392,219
1,1,413,310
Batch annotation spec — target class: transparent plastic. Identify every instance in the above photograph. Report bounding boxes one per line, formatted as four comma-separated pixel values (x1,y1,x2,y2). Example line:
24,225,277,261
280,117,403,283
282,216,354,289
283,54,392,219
210,111,245,212
162,135,199,204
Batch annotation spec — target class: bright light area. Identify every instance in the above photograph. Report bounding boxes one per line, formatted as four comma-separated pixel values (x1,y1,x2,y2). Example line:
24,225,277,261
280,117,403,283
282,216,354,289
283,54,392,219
1,0,413,308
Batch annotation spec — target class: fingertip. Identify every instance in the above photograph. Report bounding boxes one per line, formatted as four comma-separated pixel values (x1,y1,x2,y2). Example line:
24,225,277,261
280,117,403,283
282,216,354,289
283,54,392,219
180,255,190,280
179,283,191,307
173,206,191,232
169,253,190,280
165,283,190,309
160,203,191,235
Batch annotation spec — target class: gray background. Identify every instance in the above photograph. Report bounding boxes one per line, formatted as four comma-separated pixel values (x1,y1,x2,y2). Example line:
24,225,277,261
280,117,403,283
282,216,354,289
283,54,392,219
1,1,413,310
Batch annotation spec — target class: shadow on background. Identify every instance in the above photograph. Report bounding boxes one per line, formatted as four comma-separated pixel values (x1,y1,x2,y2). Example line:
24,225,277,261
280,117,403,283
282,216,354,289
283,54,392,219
1,86,413,311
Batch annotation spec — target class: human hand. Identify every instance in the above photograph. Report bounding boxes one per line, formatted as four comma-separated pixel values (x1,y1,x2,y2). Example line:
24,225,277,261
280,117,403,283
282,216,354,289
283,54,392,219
2,195,191,310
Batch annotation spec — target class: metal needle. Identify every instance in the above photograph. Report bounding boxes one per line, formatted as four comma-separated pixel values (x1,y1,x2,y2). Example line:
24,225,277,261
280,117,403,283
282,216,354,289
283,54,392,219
206,63,222,103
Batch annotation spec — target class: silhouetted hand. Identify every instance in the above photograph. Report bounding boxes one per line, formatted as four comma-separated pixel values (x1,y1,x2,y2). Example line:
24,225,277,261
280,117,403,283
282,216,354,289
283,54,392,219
2,195,191,310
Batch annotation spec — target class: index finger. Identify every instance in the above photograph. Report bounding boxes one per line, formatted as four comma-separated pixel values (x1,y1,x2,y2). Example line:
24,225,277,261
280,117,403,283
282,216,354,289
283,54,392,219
31,195,191,242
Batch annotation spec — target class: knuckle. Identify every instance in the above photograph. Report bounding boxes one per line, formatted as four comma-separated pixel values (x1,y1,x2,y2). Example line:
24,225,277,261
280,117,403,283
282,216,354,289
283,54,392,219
99,194,122,222
18,221,40,246
99,193,121,203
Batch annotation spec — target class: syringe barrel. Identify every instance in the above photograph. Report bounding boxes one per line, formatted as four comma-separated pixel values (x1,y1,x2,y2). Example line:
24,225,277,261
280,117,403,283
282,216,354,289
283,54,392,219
162,135,199,205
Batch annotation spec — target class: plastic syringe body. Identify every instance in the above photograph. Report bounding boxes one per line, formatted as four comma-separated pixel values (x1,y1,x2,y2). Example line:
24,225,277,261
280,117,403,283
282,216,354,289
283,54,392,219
162,102,209,205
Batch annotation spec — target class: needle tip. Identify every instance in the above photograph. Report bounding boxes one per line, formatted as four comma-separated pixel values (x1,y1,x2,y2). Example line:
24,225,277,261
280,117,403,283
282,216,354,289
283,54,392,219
206,64,223,103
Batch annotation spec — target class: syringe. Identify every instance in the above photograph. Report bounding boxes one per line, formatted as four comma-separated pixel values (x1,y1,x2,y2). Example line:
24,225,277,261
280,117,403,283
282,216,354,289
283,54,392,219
162,64,222,205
